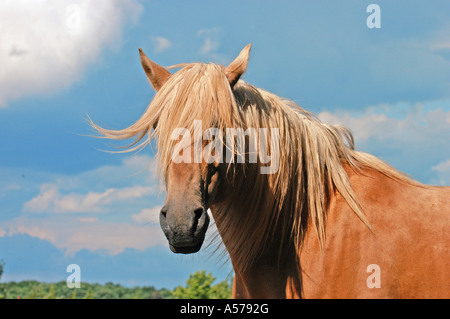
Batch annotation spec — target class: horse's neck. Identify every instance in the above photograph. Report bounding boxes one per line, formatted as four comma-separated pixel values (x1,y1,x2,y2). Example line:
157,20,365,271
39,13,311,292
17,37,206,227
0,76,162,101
210,202,299,298
209,162,349,298
209,167,301,298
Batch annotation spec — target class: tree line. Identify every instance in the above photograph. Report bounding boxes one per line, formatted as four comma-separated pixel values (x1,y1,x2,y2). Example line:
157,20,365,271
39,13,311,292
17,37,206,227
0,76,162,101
0,260,232,299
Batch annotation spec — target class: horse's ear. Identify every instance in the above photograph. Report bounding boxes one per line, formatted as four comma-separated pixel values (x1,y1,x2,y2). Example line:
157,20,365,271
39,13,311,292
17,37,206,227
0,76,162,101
139,48,172,91
224,44,252,88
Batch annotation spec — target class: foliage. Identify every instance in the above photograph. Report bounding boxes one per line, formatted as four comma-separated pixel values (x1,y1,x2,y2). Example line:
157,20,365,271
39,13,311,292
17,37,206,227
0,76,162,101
0,280,161,299
0,264,232,299
0,259,5,299
171,270,232,299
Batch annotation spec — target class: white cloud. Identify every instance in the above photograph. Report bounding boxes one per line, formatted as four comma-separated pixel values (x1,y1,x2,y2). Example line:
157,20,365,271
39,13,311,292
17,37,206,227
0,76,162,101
0,0,142,107
318,103,450,143
197,27,227,64
23,184,59,213
0,154,168,255
432,159,450,172
152,36,172,53
71,154,159,191
78,217,98,223
23,154,158,213
200,37,220,55
132,206,161,224
1,215,166,255
23,184,154,213
318,101,450,184
431,159,450,186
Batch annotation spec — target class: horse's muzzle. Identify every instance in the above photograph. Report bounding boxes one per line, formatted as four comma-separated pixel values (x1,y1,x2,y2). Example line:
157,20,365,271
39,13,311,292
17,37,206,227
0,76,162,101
160,206,209,254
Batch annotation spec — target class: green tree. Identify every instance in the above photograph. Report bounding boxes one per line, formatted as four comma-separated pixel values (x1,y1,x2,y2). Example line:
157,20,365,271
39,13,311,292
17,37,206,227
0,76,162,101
208,278,233,299
46,284,56,299
172,270,232,299
0,260,6,299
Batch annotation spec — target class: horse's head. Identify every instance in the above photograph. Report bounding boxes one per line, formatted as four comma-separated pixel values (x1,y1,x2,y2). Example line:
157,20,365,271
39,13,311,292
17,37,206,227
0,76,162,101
160,161,219,253
138,45,251,254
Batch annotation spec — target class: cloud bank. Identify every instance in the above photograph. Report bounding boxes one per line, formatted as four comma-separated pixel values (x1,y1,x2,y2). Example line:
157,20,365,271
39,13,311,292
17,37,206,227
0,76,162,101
23,184,154,213
0,155,166,255
318,100,450,184
0,0,142,107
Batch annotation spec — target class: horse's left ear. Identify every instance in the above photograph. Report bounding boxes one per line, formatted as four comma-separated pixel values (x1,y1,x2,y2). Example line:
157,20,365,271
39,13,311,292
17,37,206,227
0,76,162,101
224,44,252,88
139,48,172,91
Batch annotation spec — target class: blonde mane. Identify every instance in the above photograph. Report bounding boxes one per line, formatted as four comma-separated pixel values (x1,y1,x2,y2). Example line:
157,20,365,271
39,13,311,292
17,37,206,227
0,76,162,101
91,62,417,269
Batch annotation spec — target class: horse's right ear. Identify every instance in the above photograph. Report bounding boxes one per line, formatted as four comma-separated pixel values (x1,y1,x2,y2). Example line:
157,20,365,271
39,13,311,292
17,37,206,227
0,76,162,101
139,48,172,91
224,44,252,88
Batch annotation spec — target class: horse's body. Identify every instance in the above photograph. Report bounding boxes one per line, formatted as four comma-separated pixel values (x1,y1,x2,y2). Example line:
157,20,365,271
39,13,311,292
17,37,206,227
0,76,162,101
92,44,450,298
225,165,449,298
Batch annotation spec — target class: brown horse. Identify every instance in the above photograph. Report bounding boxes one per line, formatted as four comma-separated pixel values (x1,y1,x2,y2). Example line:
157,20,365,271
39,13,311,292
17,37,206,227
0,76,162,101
91,44,450,298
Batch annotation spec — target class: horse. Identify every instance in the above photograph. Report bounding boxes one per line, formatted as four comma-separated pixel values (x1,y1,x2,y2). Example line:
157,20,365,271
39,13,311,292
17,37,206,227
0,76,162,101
90,44,450,298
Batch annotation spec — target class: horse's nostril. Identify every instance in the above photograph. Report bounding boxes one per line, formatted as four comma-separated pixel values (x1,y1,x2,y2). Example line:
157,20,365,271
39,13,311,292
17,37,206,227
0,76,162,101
160,206,168,217
193,208,204,220
191,208,205,235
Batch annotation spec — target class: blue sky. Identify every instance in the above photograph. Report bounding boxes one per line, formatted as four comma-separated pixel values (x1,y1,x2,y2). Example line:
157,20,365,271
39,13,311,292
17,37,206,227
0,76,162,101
0,1,449,289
